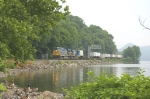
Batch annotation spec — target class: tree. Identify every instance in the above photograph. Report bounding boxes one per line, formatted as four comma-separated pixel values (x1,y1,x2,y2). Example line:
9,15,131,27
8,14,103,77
132,46,141,62
49,19,79,49
32,15,117,59
123,45,141,63
88,25,117,54
0,17,35,62
0,0,69,62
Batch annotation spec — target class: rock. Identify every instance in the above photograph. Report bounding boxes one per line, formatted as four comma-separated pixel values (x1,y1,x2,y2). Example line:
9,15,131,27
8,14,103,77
0,87,65,99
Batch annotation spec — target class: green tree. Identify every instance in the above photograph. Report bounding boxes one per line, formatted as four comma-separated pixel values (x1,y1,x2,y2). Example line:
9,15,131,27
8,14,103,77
132,45,141,62
123,46,141,63
48,15,117,58
49,19,79,50
0,0,69,62
0,17,35,62
88,25,117,54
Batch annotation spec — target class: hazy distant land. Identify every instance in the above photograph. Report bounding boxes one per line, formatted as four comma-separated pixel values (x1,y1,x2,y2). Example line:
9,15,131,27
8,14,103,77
118,43,150,61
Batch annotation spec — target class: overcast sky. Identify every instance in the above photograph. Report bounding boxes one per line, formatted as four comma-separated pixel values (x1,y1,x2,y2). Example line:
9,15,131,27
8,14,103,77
65,0,150,49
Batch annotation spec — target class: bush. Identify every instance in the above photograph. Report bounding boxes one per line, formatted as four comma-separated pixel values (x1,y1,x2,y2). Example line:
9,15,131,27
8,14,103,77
56,60,62,65
64,70,150,99
5,59,14,66
4,59,17,69
65,60,70,64
0,83,7,92
8,64,16,69
0,59,6,72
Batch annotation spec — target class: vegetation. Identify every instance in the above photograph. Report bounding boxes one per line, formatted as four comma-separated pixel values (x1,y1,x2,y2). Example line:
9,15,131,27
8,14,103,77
0,59,35,72
0,0,117,62
0,83,7,92
64,70,150,99
56,60,63,65
37,15,117,59
0,59,6,72
0,0,69,63
122,45,141,63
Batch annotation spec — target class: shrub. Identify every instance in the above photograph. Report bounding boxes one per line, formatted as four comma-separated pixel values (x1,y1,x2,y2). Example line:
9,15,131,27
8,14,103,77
9,64,16,69
17,62,25,67
0,59,6,72
93,58,98,62
56,60,62,65
64,70,150,99
65,60,70,64
0,83,7,92
5,60,14,67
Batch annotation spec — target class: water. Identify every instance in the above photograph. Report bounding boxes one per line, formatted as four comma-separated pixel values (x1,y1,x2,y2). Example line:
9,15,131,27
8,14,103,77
5,61,150,93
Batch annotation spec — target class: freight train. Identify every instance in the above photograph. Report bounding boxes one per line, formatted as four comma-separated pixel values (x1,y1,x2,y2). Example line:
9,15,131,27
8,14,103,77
52,47,122,59
88,52,122,59
52,47,83,59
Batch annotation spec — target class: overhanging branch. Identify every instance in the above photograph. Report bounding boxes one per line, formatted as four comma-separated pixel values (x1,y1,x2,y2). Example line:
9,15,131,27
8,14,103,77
138,16,150,30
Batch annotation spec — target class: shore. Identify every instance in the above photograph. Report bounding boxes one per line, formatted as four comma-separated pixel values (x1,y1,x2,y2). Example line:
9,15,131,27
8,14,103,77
0,59,118,99
0,59,104,79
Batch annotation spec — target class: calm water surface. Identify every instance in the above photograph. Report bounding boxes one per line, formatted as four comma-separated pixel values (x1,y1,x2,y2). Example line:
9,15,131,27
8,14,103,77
5,61,150,93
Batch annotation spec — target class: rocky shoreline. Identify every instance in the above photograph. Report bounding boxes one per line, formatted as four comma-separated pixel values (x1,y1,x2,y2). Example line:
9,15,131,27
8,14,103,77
0,59,116,99
0,60,103,78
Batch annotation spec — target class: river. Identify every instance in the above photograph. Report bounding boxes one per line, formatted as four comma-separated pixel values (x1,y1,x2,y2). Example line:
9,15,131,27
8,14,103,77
5,61,150,94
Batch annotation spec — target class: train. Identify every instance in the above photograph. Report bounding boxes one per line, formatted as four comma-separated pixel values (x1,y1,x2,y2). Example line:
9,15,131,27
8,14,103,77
52,47,122,59
88,52,122,59
52,47,83,59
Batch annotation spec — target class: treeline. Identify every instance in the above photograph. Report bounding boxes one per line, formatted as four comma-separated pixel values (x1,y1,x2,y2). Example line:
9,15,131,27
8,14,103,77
0,0,117,63
37,15,117,59
122,45,141,63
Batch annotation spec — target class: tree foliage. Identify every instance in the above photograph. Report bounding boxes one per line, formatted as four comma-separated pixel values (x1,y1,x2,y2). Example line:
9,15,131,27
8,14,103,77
48,15,117,58
0,0,117,61
0,0,69,62
64,70,150,99
122,45,141,63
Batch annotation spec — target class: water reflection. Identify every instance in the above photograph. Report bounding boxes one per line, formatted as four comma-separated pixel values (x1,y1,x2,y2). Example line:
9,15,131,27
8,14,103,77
87,65,140,77
5,62,150,93
114,67,140,77
6,67,89,93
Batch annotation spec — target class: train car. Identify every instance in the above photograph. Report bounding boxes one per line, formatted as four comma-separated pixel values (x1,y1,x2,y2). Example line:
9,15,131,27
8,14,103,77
89,52,101,59
100,54,122,59
101,54,111,58
76,50,84,59
52,47,83,59
116,55,123,58
110,54,116,58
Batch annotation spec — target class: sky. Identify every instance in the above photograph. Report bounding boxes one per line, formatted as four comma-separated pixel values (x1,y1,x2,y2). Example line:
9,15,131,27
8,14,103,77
65,0,150,49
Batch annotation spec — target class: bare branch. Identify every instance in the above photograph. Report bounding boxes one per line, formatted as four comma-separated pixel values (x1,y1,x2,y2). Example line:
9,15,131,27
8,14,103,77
138,16,150,30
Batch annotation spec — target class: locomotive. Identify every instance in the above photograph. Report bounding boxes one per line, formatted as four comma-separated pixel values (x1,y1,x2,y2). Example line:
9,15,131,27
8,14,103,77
52,47,83,59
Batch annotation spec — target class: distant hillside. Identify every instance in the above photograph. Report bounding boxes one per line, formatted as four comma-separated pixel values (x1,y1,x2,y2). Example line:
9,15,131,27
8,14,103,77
140,46,150,61
118,43,150,61
118,43,135,52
